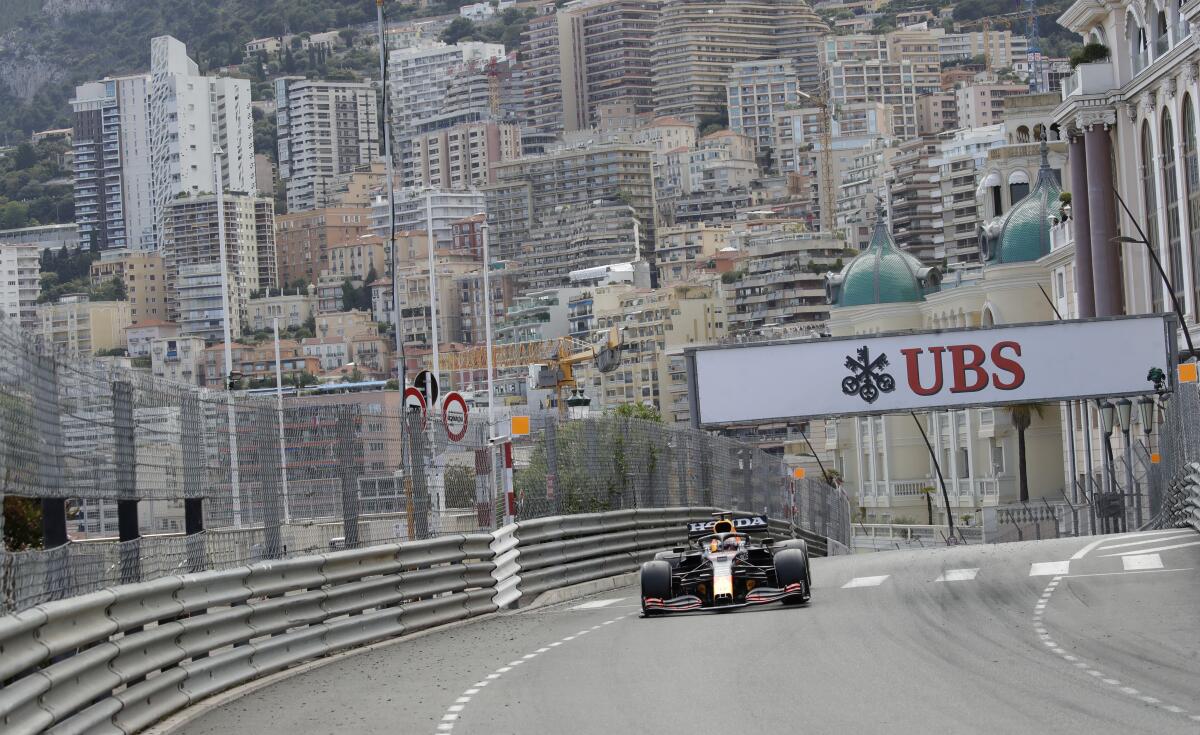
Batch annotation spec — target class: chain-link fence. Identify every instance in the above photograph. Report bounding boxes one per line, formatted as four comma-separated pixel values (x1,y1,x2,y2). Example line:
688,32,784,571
0,316,850,613
1152,378,1200,529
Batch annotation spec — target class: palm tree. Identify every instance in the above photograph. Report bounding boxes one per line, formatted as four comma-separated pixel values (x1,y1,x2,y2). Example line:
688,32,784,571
1008,404,1044,502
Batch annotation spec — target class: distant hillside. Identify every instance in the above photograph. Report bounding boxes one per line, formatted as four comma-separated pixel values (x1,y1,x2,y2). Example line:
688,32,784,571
0,0,456,140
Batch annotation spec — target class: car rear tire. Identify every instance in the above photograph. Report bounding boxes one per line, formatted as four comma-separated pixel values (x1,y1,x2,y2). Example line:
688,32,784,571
774,548,810,605
640,560,673,614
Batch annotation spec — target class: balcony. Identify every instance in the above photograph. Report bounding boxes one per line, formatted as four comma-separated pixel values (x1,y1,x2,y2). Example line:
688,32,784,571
1061,62,1114,101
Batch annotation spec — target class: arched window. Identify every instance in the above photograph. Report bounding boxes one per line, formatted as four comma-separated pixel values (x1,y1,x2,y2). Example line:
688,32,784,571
1142,121,1165,312
1008,170,1030,203
1162,111,1187,309
1185,98,1200,315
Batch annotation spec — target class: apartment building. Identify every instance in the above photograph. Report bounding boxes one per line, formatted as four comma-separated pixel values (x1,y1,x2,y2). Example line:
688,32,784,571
887,136,943,261
71,74,153,250
150,335,206,386
726,59,801,160
655,222,731,285
651,0,827,122
0,225,68,330
411,120,522,190
939,30,1028,70
275,78,378,213
484,142,655,265
725,224,843,335
956,82,1030,128
369,189,487,253
580,282,726,411
275,206,371,287
824,58,920,139
89,249,168,325
246,289,316,333
917,92,960,135
161,194,273,342
35,295,132,355
201,340,320,389
518,200,641,290
836,140,895,250
496,287,582,343
326,239,387,282
148,36,255,240
937,125,1007,265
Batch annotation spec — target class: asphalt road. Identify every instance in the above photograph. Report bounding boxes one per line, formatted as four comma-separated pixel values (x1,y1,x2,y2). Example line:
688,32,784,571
170,529,1200,735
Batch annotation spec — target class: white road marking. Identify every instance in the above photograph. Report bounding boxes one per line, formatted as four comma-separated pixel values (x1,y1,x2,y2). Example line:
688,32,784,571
1071,538,1110,560
841,575,889,588
935,568,979,582
1096,534,1195,551
1121,553,1163,571
1103,540,1200,557
448,705,464,713
455,697,471,703
437,725,454,732
1030,561,1070,576
571,598,625,609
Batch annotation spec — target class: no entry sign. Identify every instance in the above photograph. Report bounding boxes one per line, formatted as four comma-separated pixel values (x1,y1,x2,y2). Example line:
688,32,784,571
403,386,427,428
686,315,1176,425
442,391,468,441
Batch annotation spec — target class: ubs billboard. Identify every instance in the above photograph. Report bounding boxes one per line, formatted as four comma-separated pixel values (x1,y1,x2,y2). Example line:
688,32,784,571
686,315,1176,426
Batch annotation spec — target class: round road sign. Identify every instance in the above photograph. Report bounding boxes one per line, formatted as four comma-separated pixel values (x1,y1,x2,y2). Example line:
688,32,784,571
414,370,439,407
442,391,469,442
403,386,427,428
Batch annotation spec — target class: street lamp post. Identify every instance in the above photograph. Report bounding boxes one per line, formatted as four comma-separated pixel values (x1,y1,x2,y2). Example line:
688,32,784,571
480,217,496,436
1099,400,1117,533
1114,397,1135,530
214,145,242,527
1113,191,1196,361
1138,396,1156,525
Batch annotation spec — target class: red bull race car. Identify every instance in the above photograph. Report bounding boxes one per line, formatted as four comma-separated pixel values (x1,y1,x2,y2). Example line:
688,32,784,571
640,515,812,615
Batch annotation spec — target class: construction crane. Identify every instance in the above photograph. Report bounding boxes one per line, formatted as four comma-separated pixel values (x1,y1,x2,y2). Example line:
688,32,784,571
441,327,623,418
486,57,502,118
798,81,836,237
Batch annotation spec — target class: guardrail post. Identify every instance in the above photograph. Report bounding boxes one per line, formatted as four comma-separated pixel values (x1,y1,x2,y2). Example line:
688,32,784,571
335,406,361,548
181,392,206,571
408,412,431,538
114,380,140,584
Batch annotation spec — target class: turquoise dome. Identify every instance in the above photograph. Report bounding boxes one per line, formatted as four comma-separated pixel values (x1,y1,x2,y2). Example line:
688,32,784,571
983,141,1063,264
827,207,940,307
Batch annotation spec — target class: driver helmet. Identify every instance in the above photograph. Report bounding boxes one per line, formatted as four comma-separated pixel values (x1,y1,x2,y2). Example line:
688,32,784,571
721,535,740,552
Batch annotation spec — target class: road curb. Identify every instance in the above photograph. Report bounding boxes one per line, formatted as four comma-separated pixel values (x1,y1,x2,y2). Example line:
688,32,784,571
520,572,638,610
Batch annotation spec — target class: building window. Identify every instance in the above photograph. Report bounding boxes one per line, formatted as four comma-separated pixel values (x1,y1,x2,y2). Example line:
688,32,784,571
1141,121,1165,313
1162,111,1187,311
1185,98,1200,317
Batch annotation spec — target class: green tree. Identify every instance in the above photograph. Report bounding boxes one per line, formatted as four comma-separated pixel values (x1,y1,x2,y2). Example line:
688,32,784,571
611,402,662,423
441,17,478,44
1008,404,1045,502
444,463,477,508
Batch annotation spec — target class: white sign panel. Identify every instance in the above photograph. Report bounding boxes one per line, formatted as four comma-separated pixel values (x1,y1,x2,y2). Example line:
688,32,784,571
688,316,1174,426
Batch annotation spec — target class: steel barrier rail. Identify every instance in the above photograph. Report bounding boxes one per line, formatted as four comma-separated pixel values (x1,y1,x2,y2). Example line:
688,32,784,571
0,507,838,735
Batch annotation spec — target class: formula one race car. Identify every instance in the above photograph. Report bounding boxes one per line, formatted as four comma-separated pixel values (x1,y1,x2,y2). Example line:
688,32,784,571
640,515,811,615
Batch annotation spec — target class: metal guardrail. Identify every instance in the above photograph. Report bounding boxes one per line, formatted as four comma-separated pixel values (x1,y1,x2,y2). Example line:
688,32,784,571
0,506,831,735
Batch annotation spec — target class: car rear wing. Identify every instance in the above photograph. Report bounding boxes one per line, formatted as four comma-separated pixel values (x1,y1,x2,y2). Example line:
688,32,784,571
686,515,770,539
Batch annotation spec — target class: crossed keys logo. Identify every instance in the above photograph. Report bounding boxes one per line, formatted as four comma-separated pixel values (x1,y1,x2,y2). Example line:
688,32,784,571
841,346,896,404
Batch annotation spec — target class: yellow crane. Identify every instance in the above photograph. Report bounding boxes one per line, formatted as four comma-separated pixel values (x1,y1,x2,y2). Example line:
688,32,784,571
798,81,836,237
441,327,623,418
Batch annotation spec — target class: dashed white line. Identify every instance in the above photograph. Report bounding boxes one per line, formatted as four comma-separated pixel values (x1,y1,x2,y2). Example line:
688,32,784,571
1032,574,1194,723
935,568,979,582
1095,534,1195,551
433,610,631,733
1121,553,1163,571
842,575,889,588
1029,561,1070,576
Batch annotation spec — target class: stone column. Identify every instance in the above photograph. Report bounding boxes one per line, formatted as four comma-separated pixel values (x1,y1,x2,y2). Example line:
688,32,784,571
1083,112,1125,316
1069,132,1096,318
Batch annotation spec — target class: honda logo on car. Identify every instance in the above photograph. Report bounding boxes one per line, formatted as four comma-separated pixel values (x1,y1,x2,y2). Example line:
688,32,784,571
688,516,769,534
687,315,1174,425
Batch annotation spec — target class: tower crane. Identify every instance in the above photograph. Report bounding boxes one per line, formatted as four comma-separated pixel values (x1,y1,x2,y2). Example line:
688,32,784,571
440,327,623,418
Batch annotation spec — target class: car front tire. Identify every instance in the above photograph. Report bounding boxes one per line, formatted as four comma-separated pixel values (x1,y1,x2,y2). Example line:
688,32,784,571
640,560,673,614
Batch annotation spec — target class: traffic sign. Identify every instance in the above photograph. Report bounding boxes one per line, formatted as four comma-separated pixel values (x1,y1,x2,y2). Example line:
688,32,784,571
443,391,469,442
403,386,427,428
414,370,440,407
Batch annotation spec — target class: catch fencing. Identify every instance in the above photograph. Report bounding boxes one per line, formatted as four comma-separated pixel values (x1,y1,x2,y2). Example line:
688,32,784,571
0,316,851,614
1153,379,1200,532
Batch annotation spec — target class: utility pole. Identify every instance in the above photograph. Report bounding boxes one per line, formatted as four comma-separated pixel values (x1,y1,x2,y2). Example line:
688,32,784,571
378,0,413,536
273,316,290,524
214,145,242,527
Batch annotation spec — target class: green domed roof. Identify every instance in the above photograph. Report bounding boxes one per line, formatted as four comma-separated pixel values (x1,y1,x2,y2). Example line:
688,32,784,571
827,206,940,307
986,141,1063,264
